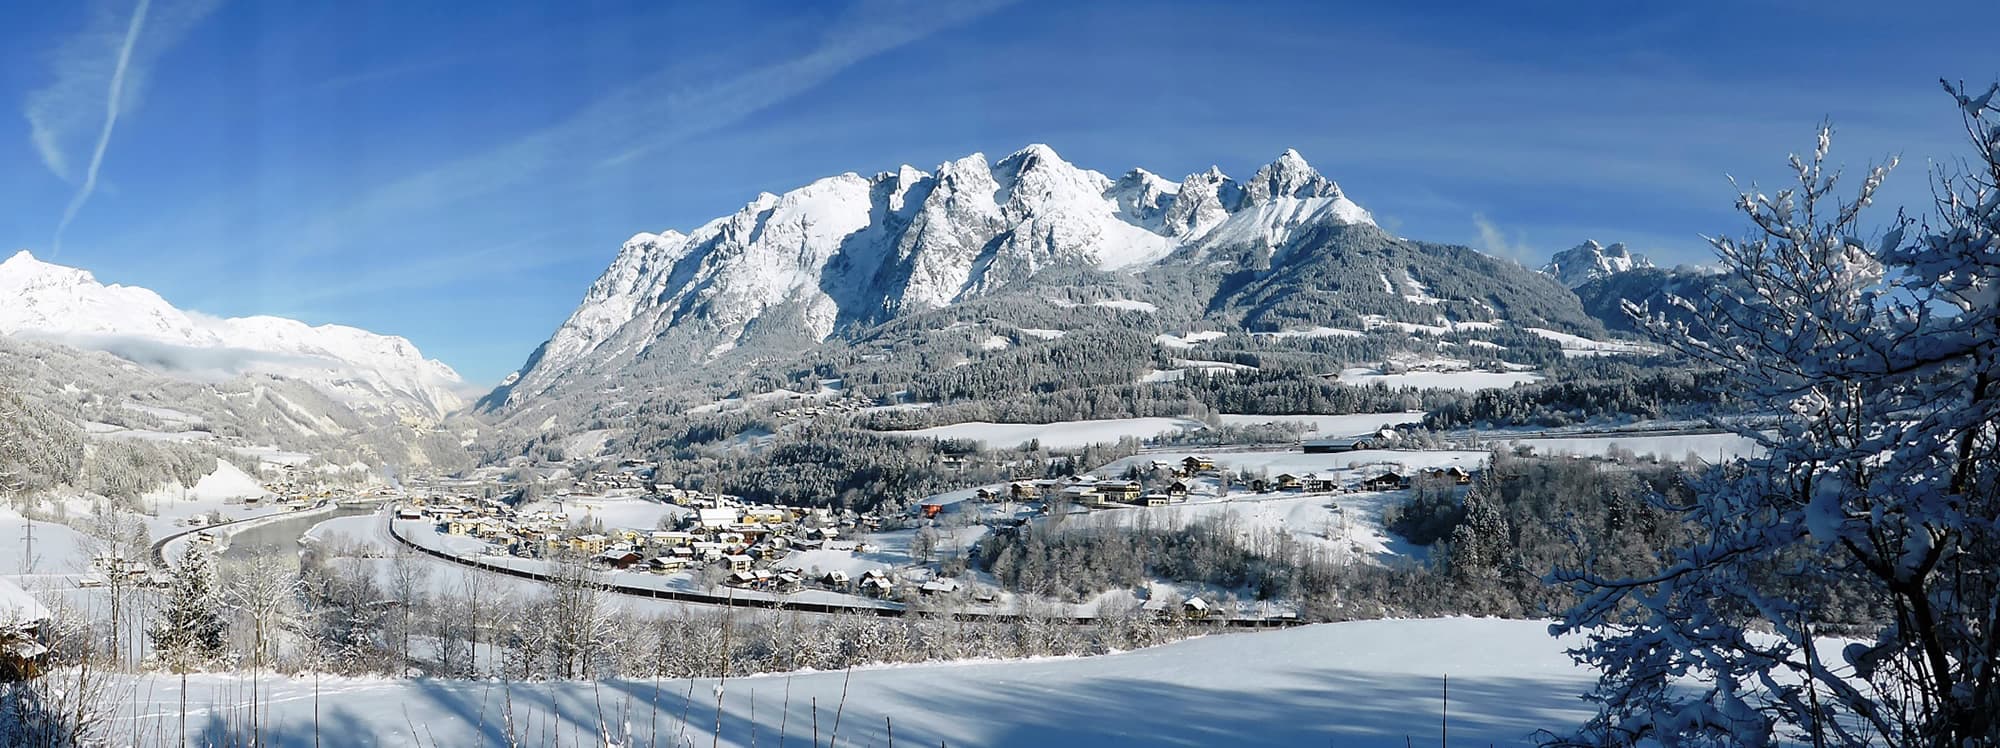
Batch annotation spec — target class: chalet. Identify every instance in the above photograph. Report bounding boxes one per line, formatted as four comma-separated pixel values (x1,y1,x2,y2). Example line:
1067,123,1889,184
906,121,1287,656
822,570,851,585
1250,479,1269,493
1422,466,1474,485
1362,471,1410,491
1060,483,1099,504
919,578,961,595
860,576,895,597
973,488,996,503
648,530,696,550
594,550,643,570
1137,493,1171,507
1302,436,1375,454
1299,474,1338,493
1008,482,1036,500
1093,480,1142,504
697,507,740,529
1166,481,1192,501
0,578,51,681
721,554,754,572
647,556,692,573
1182,596,1212,619
1274,473,1302,490
1181,455,1217,474
1030,478,1068,498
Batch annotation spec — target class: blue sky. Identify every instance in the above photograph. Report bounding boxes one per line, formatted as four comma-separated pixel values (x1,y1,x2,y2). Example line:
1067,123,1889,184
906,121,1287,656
5,0,1994,386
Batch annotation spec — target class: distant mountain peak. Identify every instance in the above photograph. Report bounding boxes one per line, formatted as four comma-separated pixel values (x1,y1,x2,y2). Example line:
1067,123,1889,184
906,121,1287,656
0,253,464,420
1246,149,1343,202
1542,240,1653,288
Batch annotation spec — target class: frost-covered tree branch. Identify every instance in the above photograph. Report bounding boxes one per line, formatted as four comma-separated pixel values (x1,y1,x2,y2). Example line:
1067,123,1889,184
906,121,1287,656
1558,80,2000,748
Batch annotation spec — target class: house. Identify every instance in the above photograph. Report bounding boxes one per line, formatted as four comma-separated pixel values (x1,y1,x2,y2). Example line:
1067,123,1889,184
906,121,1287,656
741,507,787,525
395,507,424,520
721,554,754,572
921,503,944,519
822,570,850,585
697,507,740,529
1422,466,1474,485
919,578,961,595
1166,481,1191,501
1362,471,1410,491
1181,456,1217,474
1183,596,1212,619
1274,473,1301,490
594,550,643,570
1137,493,1171,507
973,488,996,503
570,534,609,555
1302,436,1374,454
0,578,51,682
647,556,691,573
1093,480,1142,504
1249,479,1269,493
1299,474,1338,493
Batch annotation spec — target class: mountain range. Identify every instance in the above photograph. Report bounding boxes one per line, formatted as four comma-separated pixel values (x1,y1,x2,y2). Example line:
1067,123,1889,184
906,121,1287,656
480,145,1599,423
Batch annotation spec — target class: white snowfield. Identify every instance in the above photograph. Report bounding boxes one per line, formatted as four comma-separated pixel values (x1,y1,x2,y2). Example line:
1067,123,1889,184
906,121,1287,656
105,618,1596,747
886,417,1207,449
1337,367,1544,392
1502,432,1766,462
1523,327,1662,358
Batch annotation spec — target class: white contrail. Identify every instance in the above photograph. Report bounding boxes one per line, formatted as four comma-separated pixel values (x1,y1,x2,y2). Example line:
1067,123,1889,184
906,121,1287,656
52,0,152,256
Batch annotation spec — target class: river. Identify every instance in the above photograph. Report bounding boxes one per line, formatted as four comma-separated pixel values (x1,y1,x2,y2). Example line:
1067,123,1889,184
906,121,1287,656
219,504,376,560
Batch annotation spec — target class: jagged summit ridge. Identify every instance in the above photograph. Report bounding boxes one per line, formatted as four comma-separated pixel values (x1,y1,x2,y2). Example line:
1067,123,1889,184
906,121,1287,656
1542,240,1653,288
483,146,1375,412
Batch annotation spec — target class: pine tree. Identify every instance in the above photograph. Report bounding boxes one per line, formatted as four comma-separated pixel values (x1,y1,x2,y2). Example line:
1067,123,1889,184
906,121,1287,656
1446,484,1509,582
150,543,227,671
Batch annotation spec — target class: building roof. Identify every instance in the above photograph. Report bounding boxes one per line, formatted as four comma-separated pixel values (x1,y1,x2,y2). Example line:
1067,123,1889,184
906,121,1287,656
0,578,51,626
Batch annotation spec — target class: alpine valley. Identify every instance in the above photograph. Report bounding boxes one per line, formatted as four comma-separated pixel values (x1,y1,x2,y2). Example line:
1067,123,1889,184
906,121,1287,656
476,146,1693,461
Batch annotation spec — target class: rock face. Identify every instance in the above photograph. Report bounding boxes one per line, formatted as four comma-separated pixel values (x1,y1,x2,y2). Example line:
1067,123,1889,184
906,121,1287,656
482,145,1380,412
1541,240,1653,288
0,250,464,421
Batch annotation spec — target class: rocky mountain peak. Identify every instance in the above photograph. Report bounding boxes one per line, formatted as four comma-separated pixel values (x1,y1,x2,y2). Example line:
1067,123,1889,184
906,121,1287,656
1543,240,1653,288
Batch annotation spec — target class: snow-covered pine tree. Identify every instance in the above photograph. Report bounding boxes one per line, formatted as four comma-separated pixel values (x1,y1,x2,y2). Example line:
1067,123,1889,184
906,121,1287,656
151,543,227,671
1552,81,2000,748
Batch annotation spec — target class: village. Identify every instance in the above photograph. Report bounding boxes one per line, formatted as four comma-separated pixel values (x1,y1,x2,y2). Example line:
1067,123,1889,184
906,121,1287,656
380,448,1483,619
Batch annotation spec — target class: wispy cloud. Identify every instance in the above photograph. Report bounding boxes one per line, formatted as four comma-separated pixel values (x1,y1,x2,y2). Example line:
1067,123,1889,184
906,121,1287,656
292,0,1012,258
1472,212,1535,264
24,0,219,254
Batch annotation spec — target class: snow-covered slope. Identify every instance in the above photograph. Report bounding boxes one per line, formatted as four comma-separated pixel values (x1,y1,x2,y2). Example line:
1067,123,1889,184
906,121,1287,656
108,618,1595,747
1541,240,1653,288
0,251,463,421
485,145,1377,411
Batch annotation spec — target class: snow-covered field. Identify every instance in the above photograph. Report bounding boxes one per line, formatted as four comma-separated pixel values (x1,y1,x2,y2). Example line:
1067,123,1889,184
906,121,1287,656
1214,411,1425,434
99,618,1596,747
1524,328,1662,358
884,417,1206,449
1501,432,1765,461
884,412,1424,449
1336,367,1543,392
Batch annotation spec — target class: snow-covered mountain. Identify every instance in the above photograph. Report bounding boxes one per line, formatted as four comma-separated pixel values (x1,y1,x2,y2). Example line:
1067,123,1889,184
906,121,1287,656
483,145,1379,411
0,251,464,421
1541,240,1653,288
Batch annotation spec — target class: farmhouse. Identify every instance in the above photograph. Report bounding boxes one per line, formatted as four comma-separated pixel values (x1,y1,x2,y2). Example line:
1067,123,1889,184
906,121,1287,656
1181,455,1217,474
1301,436,1375,453
1093,480,1142,503
1362,471,1410,491
0,579,51,681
